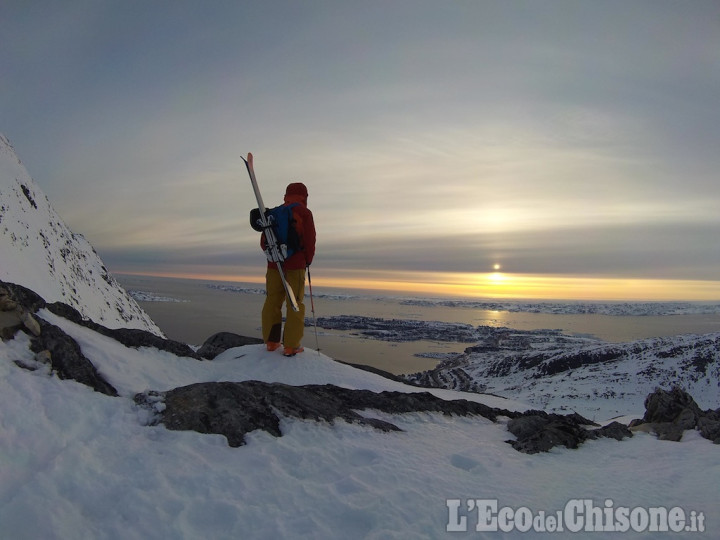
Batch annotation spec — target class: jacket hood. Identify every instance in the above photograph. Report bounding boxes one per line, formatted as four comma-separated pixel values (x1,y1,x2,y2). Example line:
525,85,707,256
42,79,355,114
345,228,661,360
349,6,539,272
284,182,308,206
285,182,308,197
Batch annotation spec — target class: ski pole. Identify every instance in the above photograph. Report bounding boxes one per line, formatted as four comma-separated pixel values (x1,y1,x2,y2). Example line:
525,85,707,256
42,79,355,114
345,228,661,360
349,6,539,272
307,266,320,355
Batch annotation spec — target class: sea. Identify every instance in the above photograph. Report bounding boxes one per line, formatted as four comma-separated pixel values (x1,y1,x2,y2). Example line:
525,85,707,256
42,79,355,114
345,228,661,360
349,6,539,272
116,274,720,375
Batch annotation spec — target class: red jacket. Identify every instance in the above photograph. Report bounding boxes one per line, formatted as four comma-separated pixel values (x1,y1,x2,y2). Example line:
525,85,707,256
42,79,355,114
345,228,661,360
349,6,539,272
261,193,316,270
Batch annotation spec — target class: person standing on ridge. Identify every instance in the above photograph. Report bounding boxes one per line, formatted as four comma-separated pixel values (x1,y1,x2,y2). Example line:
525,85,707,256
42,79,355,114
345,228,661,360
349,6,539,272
261,182,316,356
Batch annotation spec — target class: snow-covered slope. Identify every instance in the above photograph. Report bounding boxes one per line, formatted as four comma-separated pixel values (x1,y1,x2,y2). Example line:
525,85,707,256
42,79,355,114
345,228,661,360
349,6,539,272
0,311,715,539
405,328,720,419
0,134,160,334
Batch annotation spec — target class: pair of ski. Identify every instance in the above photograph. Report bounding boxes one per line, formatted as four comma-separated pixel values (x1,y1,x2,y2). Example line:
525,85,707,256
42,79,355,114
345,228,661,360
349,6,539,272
242,152,300,313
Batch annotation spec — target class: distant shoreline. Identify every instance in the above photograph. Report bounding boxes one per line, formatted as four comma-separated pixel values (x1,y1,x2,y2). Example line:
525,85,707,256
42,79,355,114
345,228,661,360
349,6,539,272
204,282,720,317
117,274,720,375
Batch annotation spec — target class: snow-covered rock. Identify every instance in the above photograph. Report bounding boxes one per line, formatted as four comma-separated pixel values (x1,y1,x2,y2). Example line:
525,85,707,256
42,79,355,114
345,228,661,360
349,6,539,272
404,326,720,419
0,133,161,334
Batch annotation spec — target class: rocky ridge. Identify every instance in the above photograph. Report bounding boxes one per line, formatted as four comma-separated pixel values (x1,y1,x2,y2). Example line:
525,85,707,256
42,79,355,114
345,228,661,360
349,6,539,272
2,280,718,454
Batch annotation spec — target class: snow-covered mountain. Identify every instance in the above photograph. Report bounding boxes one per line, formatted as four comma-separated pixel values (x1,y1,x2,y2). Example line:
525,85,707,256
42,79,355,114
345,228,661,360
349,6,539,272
312,314,720,419
0,134,160,334
403,326,720,419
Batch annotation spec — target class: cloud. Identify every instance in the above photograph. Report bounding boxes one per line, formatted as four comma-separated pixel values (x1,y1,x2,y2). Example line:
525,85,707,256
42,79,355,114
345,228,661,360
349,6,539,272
3,1,720,298
316,220,720,280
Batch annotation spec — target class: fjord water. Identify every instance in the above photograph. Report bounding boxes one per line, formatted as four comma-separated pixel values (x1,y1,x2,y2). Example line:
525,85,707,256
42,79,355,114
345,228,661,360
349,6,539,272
117,274,720,375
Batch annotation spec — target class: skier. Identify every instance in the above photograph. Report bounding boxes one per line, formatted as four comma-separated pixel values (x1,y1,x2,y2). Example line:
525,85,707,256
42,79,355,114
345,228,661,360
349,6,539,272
261,182,316,356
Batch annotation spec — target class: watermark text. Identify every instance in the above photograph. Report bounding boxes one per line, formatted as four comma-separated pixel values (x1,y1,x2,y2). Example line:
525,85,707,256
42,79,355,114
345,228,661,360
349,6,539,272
446,499,706,533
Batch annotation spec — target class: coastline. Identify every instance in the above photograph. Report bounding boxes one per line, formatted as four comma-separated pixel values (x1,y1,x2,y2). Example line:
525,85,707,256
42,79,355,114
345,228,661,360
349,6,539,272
117,274,720,375
117,274,453,374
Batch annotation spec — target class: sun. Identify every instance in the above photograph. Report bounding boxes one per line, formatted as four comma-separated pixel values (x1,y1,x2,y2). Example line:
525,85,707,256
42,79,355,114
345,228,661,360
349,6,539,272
493,263,501,271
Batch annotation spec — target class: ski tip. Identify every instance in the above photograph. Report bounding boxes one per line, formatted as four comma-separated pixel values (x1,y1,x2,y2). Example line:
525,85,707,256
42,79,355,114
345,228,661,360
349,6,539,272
247,152,254,164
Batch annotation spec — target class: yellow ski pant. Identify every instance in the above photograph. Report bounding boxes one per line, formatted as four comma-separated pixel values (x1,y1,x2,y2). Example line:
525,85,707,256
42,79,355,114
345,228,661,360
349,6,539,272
262,267,306,349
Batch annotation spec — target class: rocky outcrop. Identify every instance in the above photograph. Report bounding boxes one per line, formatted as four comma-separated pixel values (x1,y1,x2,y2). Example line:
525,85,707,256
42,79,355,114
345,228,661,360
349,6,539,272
138,382,720,454
630,387,720,443
508,387,720,452
0,283,42,339
2,282,116,395
507,412,595,453
4,281,719,453
28,318,118,396
46,304,266,361
46,300,201,359
1,282,271,396
136,381,521,447
506,412,633,454
334,359,414,385
195,332,263,360
135,380,638,453
0,281,47,313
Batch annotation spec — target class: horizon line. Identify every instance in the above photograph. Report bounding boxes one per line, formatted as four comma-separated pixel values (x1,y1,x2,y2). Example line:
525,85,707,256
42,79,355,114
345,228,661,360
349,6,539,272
113,268,720,303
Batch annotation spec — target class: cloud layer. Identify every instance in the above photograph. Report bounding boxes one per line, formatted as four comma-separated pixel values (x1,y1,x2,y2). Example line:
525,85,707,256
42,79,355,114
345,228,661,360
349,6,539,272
2,1,719,298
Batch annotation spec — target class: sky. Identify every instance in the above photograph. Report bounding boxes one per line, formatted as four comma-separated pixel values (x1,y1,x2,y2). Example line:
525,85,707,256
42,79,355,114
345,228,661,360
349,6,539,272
2,0,720,301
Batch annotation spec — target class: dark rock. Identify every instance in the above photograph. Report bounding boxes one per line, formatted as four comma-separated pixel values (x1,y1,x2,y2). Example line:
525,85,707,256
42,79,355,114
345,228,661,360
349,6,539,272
30,319,118,396
140,380,641,454
537,347,625,377
46,301,201,359
109,328,200,359
335,388,516,420
686,352,715,375
697,416,720,444
196,332,263,360
564,412,599,427
642,387,702,425
506,412,634,453
0,280,47,313
45,301,88,324
590,421,633,441
506,411,596,454
630,387,720,443
136,381,520,448
334,359,414,385
1,282,43,338
506,414,551,441
674,407,700,431
649,422,686,442
1,322,23,341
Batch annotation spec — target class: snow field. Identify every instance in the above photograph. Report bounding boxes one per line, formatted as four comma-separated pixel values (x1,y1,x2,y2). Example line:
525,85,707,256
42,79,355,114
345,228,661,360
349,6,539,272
1,313,717,539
